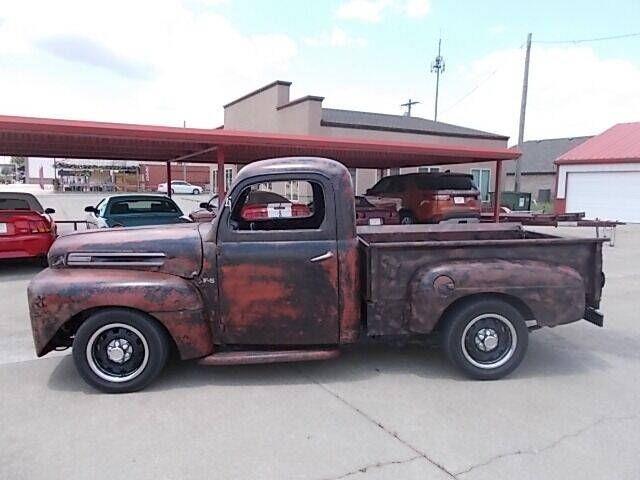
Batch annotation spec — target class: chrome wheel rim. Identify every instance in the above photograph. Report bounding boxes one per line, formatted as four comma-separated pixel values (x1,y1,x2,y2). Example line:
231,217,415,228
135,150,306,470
86,323,149,383
461,313,517,369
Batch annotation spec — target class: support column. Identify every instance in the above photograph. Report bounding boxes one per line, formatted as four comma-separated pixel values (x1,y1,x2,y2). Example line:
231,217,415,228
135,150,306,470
217,147,225,205
493,160,502,223
166,161,172,198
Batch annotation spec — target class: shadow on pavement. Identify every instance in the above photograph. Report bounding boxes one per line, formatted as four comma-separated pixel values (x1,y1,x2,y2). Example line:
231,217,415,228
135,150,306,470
46,335,612,394
0,259,44,281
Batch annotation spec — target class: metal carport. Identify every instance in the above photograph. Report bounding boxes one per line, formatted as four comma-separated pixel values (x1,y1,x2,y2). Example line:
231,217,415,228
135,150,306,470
0,114,520,221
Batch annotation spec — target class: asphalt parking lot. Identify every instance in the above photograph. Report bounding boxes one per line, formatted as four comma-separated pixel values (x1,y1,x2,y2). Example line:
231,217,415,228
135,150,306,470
1,200,639,479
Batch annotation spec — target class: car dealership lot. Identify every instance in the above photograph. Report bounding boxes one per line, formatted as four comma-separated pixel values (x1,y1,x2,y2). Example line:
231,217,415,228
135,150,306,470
1,222,639,480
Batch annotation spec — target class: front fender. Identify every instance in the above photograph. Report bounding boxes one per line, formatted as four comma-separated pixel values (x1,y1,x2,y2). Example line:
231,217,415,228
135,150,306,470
28,268,214,359
408,260,585,333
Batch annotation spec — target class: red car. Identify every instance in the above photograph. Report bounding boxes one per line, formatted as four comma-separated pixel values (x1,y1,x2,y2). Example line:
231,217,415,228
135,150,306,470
354,196,399,226
0,192,56,264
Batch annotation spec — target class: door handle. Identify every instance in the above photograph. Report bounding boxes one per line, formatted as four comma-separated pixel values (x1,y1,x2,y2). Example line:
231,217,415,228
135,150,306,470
310,251,334,263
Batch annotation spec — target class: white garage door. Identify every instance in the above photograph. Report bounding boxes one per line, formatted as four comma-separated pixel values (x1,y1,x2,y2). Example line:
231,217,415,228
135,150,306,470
566,171,640,222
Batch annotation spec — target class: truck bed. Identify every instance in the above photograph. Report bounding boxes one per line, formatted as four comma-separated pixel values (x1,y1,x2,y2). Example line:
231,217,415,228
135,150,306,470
357,223,605,335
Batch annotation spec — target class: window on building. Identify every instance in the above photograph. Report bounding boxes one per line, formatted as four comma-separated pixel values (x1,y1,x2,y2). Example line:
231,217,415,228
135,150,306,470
387,167,400,177
230,180,324,231
418,166,440,173
471,168,491,202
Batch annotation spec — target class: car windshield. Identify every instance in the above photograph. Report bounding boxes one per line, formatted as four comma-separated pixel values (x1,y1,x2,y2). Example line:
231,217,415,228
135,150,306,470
110,198,181,215
0,194,44,212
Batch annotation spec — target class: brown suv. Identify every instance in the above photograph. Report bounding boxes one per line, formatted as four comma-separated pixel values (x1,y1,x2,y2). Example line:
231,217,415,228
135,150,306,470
365,172,481,224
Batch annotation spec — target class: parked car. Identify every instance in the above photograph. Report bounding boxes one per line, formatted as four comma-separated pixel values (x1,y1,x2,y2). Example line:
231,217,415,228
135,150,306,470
0,192,56,264
354,196,399,226
365,172,481,224
84,195,191,228
29,157,606,393
157,180,203,195
190,190,310,222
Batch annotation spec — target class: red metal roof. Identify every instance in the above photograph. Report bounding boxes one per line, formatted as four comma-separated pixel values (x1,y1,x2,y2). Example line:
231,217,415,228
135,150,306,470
0,115,519,168
556,122,640,165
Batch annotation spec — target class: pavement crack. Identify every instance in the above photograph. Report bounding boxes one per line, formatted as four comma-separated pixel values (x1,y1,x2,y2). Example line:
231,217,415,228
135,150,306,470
319,455,422,480
454,412,640,477
296,368,456,479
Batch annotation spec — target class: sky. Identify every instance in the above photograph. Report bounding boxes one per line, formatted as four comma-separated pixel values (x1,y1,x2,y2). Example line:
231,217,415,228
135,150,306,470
0,0,639,144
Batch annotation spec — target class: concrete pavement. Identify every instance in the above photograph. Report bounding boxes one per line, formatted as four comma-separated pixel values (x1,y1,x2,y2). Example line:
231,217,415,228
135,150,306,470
1,224,639,480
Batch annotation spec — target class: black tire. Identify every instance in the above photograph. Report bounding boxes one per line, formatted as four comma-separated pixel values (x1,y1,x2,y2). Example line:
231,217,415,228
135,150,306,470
192,188,199,195
38,255,49,268
72,309,170,393
400,211,415,225
441,298,528,380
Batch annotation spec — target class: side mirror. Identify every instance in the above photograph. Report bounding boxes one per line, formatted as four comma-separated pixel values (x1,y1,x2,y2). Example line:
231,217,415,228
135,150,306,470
44,208,56,214
84,206,97,213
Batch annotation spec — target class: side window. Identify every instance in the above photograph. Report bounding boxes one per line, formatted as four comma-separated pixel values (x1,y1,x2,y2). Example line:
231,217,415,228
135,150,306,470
230,180,324,231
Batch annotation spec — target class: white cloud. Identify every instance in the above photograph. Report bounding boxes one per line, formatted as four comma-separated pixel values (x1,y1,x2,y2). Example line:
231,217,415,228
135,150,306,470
440,45,640,142
0,0,297,127
336,0,429,22
304,27,367,48
404,0,430,18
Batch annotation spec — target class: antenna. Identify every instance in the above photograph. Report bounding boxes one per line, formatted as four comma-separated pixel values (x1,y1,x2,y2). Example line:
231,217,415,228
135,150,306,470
430,38,445,121
401,98,420,116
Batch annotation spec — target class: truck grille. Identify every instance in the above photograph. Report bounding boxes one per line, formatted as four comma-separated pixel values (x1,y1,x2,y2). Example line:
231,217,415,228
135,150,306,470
66,252,166,267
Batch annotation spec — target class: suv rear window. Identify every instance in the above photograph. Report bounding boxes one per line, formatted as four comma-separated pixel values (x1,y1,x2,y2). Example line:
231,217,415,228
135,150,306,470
416,174,476,191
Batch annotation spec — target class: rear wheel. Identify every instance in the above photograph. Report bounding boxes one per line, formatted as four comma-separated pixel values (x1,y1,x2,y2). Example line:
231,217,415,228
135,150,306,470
400,211,415,225
441,298,528,380
72,309,169,393
192,188,199,195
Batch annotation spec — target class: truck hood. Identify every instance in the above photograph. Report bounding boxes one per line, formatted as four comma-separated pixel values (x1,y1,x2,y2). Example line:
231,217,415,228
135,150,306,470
48,223,203,279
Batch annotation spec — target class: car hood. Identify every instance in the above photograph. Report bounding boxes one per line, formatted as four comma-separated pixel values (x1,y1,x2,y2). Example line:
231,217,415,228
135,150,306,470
48,223,203,279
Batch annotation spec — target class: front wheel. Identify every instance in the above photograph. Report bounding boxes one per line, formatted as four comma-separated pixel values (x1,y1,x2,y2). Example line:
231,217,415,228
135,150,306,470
192,188,200,195
72,309,170,393
441,299,528,380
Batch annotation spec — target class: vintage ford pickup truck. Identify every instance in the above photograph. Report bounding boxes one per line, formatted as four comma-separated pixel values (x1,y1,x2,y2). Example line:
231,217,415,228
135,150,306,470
28,158,606,392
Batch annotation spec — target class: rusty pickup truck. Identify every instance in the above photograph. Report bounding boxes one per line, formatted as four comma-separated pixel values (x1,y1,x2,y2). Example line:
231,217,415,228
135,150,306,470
28,158,606,393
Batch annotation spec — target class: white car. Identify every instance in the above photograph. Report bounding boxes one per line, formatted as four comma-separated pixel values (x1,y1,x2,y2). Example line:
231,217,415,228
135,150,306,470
157,180,203,195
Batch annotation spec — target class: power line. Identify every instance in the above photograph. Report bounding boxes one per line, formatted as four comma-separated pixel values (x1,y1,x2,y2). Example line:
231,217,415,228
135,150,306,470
440,67,501,114
534,31,640,44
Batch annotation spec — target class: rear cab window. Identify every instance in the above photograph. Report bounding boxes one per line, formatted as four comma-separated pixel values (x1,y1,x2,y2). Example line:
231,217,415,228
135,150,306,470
229,180,324,231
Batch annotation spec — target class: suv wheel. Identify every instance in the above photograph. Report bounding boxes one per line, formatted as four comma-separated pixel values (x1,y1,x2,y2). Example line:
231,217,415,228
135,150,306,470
72,309,170,393
400,211,415,224
441,298,528,380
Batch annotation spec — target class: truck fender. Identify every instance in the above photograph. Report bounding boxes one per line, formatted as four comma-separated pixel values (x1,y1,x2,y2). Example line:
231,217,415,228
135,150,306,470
407,259,585,333
28,268,214,359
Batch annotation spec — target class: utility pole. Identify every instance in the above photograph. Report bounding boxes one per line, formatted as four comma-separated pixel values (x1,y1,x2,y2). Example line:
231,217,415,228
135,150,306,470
182,120,187,181
401,98,420,116
514,32,532,192
430,38,445,122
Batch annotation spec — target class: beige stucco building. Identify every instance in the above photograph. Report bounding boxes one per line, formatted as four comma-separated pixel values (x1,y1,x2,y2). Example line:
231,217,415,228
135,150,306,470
221,80,509,202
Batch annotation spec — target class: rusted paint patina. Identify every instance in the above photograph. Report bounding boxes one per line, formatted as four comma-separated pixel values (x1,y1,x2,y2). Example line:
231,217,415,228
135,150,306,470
407,260,585,333
27,268,211,359
360,223,604,336
48,222,202,279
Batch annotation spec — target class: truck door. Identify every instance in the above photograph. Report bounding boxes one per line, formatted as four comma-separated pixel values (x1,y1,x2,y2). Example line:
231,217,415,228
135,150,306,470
216,176,340,345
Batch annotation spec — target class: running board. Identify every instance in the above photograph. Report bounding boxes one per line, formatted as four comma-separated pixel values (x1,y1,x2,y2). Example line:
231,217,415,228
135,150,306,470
197,348,341,366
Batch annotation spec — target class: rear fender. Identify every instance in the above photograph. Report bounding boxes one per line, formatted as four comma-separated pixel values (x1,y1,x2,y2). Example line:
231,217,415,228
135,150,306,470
407,260,585,333
28,268,214,359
